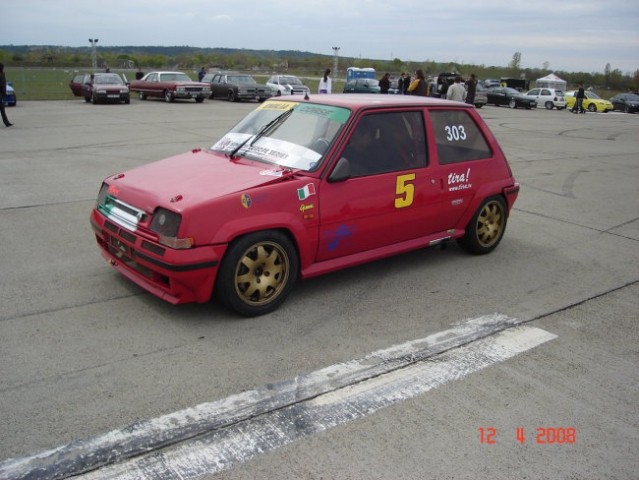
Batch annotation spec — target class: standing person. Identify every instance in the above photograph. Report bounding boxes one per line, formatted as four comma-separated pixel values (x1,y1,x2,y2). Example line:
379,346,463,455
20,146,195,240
379,73,391,94
573,83,585,113
407,69,428,96
198,67,206,82
446,76,466,102
402,73,411,94
465,73,477,105
318,68,332,94
135,67,145,80
0,63,13,127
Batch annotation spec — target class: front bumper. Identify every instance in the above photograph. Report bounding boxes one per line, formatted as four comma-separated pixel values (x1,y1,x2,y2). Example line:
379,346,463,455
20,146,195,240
90,209,226,304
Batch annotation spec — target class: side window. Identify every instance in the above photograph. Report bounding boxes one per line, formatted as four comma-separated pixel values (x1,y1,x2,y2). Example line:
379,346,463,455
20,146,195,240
542,89,550,95
430,109,492,165
340,111,427,177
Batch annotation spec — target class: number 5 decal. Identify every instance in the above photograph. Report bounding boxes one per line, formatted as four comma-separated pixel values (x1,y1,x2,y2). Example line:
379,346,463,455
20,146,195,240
395,173,416,209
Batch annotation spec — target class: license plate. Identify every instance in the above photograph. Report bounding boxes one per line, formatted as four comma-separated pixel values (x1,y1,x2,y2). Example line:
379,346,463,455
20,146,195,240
107,94,119,98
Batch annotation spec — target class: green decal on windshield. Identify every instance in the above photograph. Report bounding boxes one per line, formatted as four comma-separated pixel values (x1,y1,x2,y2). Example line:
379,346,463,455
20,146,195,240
295,104,351,124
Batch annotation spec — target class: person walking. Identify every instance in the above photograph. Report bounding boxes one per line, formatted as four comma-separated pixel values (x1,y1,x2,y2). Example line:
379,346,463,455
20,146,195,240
446,76,466,102
572,83,585,113
0,63,13,127
378,73,391,94
198,67,206,82
318,68,332,94
465,73,477,105
407,70,428,96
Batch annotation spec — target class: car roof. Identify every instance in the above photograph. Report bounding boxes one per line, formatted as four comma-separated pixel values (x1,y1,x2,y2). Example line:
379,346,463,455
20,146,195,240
263,94,471,110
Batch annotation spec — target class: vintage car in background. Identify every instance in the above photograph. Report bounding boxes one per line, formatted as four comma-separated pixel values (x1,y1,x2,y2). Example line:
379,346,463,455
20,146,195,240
129,71,210,103
203,72,272,102
90,95,519,316
608,93,639,113
524,87,566,110
3,82,16,106
564,90,613,113
266,75,310,96
486,87,537,109
69,72,130,104
343,78,381,94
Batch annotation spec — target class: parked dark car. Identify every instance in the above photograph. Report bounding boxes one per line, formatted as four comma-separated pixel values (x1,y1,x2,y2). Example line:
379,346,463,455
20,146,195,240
69,73,130,104
343,78,381,94
609,93,639,113
486,87,537,109
203,72,271,102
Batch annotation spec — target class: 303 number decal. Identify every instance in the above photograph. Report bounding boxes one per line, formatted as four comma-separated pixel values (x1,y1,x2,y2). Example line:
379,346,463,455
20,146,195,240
395,173,416,208
444,125,467,141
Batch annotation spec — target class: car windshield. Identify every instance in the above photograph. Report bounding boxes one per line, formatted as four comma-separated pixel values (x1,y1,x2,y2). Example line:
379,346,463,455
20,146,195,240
160,73,193,82
94,75,124,85
211,101,351,171
586,92,602,99
230,76,256,84
280,76,303,85
624,94,639,101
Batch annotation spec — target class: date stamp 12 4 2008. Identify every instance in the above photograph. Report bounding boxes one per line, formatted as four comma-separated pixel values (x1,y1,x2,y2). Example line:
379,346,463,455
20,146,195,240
479,427,576,445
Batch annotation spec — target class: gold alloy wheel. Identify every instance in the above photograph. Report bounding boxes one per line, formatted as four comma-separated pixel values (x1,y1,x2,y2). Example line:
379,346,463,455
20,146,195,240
234,241,290,306
476,200,505,248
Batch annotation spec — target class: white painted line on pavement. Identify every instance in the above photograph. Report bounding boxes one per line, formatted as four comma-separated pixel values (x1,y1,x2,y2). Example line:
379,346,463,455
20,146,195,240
0,314,556,480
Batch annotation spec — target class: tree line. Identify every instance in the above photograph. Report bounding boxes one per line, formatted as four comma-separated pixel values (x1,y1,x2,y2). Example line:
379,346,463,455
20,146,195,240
1,45,637,91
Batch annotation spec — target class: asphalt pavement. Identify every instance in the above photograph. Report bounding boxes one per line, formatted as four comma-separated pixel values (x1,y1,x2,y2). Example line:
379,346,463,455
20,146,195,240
0,98,637,479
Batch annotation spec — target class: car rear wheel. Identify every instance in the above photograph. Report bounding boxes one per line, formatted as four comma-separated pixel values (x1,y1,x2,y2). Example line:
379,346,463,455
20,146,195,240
545,101,554,109
228,90,237,102
216,231,298,316
509,98,517,109
164,90,174,103
457,196,507,255
588,103,597,112
84,96,91,103
139,92,146,100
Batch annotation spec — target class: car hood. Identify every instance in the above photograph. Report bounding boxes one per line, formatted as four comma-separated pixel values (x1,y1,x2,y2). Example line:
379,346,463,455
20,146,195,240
105,149,295,213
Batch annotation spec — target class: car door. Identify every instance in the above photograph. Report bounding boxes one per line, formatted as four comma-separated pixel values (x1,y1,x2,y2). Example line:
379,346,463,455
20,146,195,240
317,110,447,262
488,88,507,106
69,74,88,96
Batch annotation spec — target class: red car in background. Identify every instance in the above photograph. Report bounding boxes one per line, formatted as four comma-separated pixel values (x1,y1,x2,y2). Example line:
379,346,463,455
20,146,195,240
69,72,130,104
129,71,211,103
90,95,519,316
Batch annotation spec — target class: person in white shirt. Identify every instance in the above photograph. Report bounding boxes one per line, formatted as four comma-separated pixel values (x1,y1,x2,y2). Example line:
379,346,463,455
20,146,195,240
446,76,467,102
318,68,332,94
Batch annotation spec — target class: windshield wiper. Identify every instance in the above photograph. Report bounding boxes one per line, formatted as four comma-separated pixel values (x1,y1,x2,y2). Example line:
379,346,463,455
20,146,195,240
229,108,294,160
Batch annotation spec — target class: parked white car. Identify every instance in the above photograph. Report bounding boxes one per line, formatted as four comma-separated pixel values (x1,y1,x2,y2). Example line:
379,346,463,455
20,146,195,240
266,75,310,96
524,88,566,110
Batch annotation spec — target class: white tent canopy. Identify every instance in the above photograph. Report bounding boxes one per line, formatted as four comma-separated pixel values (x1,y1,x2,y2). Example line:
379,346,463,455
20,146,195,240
535,73,567,90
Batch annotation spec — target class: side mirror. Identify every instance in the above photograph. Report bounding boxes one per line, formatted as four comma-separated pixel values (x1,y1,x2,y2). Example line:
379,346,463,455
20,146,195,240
328,157,351,183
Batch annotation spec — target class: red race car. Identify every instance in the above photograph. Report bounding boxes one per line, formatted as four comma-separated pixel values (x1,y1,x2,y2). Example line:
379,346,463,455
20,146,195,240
90,95,519,316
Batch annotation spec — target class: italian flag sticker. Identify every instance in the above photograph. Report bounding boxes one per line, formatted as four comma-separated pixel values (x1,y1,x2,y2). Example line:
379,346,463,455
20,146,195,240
297,183,316,200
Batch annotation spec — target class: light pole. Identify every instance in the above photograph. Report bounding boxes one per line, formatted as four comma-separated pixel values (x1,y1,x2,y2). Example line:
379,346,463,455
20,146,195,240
332,46,340,79
89,38,99,70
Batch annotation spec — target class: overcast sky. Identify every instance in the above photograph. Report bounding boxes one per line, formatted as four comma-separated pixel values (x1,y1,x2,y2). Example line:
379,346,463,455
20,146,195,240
3,0,638,74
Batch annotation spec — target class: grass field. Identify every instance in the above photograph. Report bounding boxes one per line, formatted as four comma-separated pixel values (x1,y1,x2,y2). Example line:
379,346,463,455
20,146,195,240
4,67,345,101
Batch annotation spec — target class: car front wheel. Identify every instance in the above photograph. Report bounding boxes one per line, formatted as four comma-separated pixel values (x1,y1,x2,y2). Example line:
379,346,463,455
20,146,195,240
216,231,299,316
457,196,507,255
164,90,174,103
588,104,597,112
139,92,146,100
228,90,237,102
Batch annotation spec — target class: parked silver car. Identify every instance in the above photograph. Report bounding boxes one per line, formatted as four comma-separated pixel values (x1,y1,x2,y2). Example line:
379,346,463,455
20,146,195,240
524,88,566,110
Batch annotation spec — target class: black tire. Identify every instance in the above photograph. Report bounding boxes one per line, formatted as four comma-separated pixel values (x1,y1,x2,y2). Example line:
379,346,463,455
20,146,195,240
139,92,146,100
195,95,205,103
509,98,517,109
228,90,237,102
84,96,91,103
588,103,597,113
216,231,299,316
474,104,483,108
164,90,174,103
457,196,508,255
545,101,554,109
